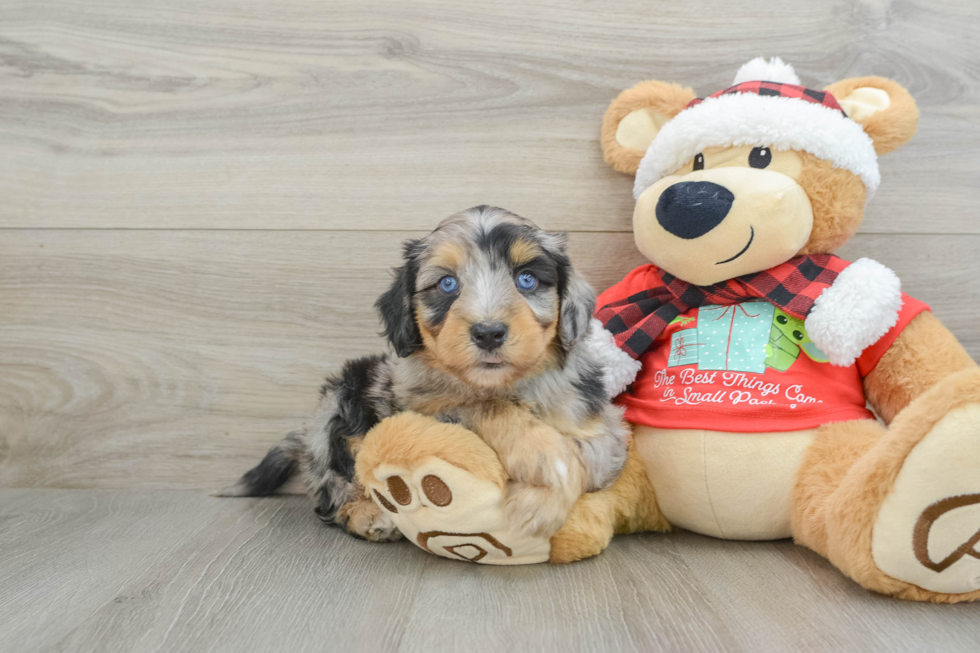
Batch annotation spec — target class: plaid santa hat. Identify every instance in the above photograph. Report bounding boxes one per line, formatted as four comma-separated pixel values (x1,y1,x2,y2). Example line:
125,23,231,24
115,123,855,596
633,57,881,200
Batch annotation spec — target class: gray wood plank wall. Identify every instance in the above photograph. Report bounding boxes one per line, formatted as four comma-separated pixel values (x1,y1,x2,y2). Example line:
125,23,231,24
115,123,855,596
2,0,979,491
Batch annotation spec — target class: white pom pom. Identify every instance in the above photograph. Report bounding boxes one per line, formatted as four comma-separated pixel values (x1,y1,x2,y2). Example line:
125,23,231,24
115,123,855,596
732,57,801,86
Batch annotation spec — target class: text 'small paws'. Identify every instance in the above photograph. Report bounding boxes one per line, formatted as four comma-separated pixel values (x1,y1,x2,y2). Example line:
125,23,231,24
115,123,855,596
356,412,552,565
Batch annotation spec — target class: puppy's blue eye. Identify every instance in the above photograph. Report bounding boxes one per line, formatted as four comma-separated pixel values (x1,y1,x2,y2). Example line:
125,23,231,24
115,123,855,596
516,272,537,291
438,276,458,293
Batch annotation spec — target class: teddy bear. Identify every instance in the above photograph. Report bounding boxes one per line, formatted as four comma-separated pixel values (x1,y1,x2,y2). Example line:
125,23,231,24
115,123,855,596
565,56,979,603
355,57,980,603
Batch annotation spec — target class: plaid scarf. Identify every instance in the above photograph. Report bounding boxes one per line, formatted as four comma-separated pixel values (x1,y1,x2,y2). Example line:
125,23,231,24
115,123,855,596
596,254,851,359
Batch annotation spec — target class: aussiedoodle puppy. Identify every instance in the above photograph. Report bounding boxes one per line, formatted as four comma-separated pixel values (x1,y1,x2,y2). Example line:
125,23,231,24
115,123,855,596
218,206,629,542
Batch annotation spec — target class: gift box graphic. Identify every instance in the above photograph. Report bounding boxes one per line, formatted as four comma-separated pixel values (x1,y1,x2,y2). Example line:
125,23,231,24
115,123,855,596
667,328,700,367
696,301,775,373
765,323,801,372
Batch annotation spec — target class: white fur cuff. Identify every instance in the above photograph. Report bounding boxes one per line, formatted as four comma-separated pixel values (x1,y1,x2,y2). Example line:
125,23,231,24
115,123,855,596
633,92,881,201
584,318,642,398
805,258,902,367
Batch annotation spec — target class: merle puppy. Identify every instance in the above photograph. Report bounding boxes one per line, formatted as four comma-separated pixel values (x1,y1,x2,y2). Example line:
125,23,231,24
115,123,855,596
218,206,629,542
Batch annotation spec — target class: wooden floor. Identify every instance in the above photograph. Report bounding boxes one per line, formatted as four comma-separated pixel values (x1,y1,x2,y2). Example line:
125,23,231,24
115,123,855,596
2,0,979,650
1,489,978,653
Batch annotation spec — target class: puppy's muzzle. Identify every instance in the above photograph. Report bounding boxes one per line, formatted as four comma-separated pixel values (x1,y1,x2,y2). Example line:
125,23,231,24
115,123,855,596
470,322,508,352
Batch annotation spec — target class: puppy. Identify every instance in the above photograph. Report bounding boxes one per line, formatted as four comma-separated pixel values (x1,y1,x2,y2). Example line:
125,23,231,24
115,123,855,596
218,206,629,542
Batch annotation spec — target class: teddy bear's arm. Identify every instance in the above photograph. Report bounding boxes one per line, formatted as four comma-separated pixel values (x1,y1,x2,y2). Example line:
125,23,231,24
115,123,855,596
863,312,976,423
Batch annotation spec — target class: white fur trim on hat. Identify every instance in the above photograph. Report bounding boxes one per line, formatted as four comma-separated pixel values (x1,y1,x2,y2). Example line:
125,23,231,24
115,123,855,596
583,318,642,398
804,258,902,366
633,89,881,200
733,56,801,85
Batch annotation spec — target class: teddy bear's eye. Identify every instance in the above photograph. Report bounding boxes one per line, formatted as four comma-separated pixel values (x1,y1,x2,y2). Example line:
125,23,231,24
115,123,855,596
749,147,772,169
793,330,805,341
777,314,788,325
693,153,705,171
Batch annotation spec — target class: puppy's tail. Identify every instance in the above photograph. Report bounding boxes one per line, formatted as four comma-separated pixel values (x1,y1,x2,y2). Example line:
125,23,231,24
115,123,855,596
212,430,304,497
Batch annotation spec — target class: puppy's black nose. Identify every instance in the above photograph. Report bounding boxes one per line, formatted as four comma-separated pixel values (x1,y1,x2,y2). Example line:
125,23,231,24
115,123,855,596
470,322,507,351
656,181,735,240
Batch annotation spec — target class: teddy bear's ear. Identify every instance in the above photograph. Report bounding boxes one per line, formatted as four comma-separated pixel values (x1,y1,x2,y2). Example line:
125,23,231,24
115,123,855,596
601,80,696,175
825,76,919,155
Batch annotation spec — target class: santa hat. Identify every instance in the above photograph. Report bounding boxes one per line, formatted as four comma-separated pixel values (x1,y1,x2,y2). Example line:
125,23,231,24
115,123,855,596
633,57,881,200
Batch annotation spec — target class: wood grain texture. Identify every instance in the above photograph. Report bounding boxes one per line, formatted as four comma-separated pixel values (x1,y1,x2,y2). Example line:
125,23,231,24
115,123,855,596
0,229,644,490
0,490,977,653
0,0,977,232
2,230,978,491
2,1,979,649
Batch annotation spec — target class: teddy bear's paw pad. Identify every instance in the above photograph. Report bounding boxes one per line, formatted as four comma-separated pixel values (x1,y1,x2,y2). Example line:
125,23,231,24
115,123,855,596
370,472,454,514
872,403,980,594
417,531,516,563
368,457,502,517
365,457,551,565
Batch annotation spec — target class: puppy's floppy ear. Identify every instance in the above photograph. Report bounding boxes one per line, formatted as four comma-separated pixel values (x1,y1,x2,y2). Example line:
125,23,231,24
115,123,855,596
602,80,697,175
561,267,597,350
825,76,919,155
543,232,596,349
375,239,423,358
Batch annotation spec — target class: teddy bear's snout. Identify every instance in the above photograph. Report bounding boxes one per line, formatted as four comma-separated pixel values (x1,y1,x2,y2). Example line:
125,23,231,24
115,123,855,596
656,181,735,240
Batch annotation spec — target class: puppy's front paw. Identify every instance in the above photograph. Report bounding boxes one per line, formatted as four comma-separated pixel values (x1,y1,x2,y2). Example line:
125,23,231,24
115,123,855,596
502,446,582,492
336,498,403,542
504,483,575,539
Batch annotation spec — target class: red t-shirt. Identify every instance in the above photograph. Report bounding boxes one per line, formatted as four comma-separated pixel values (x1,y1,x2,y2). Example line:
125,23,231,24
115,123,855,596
597,265,929,433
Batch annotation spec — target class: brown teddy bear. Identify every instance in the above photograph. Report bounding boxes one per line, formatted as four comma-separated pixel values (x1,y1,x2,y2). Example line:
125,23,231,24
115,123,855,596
356,58,979,603
549,57,979,603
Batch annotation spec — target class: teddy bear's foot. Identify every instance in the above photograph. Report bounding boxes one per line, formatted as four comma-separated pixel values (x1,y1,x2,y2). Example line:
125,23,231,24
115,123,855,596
801,368,980,602
356,412,553,565
872,401,980,596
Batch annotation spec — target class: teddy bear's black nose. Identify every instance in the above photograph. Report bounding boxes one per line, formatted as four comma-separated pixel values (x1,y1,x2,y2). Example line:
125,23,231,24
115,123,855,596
656,181,735,239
